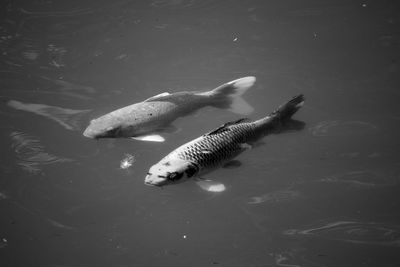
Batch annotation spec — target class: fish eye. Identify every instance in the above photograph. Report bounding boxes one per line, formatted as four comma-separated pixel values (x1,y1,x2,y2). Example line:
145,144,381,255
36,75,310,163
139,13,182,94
106,127,120,135
167,172,183,181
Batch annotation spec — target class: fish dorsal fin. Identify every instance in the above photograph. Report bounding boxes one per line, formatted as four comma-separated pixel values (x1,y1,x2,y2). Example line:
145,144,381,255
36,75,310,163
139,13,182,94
206,118,249,135
144,92,171,102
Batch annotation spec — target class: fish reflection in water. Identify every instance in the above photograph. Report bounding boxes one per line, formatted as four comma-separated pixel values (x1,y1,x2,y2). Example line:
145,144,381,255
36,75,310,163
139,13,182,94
41,76,96,100
8,100,91,131
248,190,302,204
284,221,400,247
10,131,72,173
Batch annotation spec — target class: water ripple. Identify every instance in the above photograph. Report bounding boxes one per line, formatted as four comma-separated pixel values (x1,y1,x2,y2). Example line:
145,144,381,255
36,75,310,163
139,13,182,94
0,4,96,68
150,0,223,9
47,43,67,67
19,7,95,17
10,131,72,173
318,170,398,188
248,190,302,205
309,120,378,137
284,221,400,247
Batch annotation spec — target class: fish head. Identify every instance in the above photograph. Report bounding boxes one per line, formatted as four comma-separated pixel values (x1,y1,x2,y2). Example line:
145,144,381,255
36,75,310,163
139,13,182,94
145,158,198,187
83,115,126,139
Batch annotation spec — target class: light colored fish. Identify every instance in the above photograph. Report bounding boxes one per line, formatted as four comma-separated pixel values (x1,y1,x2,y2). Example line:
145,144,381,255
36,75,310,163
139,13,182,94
145,95,305,192
83,77,256,142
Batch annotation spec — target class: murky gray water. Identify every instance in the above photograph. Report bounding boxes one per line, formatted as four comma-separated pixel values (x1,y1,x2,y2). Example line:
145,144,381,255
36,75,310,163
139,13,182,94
1,1,400,266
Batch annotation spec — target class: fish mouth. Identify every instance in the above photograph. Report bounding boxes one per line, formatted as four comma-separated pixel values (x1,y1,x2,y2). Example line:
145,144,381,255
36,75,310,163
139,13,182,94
144,175,166,187
83,127,104,139
83,128,96,139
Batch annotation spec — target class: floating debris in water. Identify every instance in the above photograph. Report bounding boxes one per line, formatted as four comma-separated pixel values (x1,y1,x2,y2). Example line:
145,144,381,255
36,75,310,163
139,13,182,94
120,154,135,169
10,131,73,173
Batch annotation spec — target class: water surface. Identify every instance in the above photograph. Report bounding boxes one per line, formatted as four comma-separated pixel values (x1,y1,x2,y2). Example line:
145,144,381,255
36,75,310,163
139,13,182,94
1,0,400,266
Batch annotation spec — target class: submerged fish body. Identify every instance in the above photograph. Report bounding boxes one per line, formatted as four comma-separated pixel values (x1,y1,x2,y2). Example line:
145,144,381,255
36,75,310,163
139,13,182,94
7,100,91,131
83,77,256,141
145,95,305,189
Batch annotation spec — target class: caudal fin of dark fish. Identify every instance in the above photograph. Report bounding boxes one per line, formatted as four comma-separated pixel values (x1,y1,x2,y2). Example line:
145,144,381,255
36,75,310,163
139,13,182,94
254,94,305,133
270,94,305,120
7,100,91,131
201,76,256,115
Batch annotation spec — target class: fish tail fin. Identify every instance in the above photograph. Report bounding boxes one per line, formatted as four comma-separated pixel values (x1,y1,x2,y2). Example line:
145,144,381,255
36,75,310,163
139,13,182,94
201,76,256,115
255,94,305,131
270,94,305,120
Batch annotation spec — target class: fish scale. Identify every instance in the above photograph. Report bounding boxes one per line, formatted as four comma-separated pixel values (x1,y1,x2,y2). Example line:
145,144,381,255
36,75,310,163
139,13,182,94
166,122,257,171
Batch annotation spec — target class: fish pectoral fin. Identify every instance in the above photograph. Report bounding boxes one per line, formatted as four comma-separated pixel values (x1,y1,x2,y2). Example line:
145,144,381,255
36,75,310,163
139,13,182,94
195,178,226,192
248,141,265,148
240,143,252,150
222,160,242,168
228,95,254,115
130,134,165,142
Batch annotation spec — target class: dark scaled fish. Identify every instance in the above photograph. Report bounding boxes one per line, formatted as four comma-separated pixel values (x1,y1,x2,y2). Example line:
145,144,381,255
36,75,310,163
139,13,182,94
145,94,305,192
83,77,256,142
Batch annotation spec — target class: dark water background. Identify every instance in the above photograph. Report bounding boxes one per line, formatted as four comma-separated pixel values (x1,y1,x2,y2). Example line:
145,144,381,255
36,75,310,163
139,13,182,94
1,0,400,266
